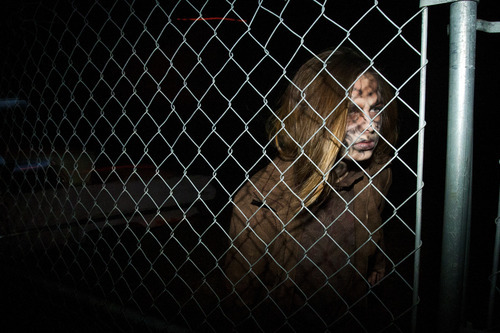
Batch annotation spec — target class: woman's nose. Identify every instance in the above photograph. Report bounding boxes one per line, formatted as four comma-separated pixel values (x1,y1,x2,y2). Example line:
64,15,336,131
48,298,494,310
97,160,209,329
358,113,374,133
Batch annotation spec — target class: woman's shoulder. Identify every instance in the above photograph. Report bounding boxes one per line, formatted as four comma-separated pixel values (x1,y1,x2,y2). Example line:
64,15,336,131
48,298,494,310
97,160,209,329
234,157,296,209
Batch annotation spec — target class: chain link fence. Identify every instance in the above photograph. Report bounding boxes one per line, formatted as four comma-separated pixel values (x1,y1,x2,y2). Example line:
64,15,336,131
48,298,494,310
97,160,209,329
1,0,427,331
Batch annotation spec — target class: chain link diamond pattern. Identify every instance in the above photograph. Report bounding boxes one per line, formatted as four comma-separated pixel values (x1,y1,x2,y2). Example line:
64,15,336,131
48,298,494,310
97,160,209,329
0,1,425,331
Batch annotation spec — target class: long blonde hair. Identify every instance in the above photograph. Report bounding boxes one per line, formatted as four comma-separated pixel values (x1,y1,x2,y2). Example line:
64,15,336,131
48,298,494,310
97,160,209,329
267,47,398,208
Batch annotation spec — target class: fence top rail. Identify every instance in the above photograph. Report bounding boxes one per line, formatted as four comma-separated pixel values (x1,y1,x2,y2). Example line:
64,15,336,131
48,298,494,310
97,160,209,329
420,0,478,8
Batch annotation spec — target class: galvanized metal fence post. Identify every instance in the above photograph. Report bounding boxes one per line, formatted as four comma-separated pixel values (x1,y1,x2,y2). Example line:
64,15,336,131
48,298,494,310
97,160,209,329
412,7,429,333
438,1,477,332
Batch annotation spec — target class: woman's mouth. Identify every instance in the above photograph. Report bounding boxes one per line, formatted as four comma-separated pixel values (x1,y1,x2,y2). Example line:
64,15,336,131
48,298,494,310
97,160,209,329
353,140,375,151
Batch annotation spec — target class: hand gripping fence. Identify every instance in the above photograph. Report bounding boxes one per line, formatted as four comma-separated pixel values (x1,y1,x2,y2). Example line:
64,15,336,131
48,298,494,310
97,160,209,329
0,1,428,332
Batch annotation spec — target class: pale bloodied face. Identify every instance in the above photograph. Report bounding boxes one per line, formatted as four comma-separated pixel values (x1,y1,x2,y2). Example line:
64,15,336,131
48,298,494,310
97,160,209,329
343,74,383,162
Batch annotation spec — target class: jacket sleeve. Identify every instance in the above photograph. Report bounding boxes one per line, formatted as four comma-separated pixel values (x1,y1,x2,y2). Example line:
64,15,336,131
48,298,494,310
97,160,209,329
223,184,281,313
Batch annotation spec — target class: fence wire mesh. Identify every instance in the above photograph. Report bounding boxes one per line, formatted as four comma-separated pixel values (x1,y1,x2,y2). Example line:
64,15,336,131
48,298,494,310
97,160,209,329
0,0,426,332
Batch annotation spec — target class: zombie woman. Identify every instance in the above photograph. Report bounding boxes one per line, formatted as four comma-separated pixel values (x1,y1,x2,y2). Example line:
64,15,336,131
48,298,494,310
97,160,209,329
224,47,398,331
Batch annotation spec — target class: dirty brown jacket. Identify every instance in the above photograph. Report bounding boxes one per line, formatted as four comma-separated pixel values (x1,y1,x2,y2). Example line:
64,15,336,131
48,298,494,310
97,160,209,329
224,156,392,331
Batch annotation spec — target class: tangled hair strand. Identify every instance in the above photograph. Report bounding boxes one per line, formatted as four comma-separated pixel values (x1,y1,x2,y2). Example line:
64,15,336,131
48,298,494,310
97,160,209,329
267,47,398,208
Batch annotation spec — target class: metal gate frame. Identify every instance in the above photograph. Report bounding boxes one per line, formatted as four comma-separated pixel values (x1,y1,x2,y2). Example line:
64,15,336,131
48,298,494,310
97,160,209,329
420,0,500,332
